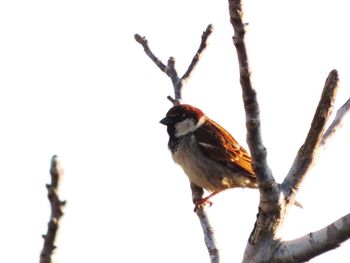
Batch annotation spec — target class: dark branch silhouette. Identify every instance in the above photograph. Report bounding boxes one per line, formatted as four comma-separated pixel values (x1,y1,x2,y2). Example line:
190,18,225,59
40,155,66,263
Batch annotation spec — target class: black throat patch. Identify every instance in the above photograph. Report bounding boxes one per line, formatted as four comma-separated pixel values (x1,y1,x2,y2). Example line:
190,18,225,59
168,136,184,153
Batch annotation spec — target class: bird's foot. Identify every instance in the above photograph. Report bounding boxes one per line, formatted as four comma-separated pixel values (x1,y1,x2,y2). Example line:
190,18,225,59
193,192,218,212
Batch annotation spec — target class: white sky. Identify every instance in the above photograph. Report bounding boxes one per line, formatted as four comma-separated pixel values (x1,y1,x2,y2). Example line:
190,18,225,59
0,0,350,262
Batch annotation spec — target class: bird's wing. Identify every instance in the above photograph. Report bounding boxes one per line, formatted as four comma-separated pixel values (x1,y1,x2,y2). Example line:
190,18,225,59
194,118,255,176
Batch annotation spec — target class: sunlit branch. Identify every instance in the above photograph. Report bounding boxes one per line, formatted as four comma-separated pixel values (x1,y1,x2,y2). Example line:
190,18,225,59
275,213,350,262
321,97,350,146
282,70,339,202
191,183,220,263
228,0,276,192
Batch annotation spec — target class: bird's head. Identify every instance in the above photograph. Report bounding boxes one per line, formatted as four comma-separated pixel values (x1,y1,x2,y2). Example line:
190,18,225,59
160,104,206,138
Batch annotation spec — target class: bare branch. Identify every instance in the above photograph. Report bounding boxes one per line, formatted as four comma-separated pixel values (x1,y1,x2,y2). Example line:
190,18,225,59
181,24,213,83
282,70,339,202
135,24,212,101
191,183,220,263
136,27,219,261
134,33,181,99
166,57,181,99
134,34,167,73
40,155,66,263
275,213,350,262
228,0,276,193
228,0,281,246
321,97,350,146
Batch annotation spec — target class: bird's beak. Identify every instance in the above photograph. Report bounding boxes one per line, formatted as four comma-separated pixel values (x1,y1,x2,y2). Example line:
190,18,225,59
160,116,173,125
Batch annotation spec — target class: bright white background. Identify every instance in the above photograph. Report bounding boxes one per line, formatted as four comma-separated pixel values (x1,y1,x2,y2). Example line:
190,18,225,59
0,0,349,262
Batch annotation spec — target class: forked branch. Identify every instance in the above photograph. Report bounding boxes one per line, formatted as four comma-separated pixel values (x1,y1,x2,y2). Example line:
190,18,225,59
134,24,213,103
135,25,219,263
228,1,350,259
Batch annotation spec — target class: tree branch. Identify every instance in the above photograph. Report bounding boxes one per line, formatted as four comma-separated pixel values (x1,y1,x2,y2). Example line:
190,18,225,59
275,213,350,262
191,183,220,263
228,0,276,194
135,24,213,103
321,97,350,146
40,155,66,263
282,70,339,203
227,1,348,261
229,0,281,246
134,34,167,73
181,24,213,83
135,26,219,261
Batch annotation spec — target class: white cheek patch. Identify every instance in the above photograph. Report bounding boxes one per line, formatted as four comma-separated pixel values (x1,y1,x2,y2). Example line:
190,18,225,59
175,115,206,137
175,119,196,137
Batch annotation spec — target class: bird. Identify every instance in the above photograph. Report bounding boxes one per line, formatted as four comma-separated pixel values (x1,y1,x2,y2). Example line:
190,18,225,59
160,104,257,208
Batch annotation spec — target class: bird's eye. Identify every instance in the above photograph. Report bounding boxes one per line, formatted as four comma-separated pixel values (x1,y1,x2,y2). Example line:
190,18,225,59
181,113,186,117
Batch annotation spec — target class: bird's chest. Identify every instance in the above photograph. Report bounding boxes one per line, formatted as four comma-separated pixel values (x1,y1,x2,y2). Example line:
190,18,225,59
171,135,217,191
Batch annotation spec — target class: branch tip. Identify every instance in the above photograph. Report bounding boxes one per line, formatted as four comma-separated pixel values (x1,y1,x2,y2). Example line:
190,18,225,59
205,24,214,34
208,24,213,31
325,69,339,86
134,34,147,45
284,69,339,198
167,57,175,67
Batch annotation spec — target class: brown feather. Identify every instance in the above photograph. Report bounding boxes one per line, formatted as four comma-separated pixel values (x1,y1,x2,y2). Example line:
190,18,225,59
194,117,255,177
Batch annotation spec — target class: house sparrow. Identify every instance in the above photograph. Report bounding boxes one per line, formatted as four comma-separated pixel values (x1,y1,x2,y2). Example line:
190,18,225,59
160,104,257,207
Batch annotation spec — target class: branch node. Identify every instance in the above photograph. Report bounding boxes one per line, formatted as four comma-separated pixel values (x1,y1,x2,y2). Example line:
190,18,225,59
136,24,217,262
135,25,213,103
167,95,180,105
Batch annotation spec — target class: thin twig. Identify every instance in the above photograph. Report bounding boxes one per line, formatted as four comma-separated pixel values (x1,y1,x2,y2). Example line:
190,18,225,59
282,70,339,201
135,26,219,261
40,155,66,263
181,24,213,83
321,97,350,146
191,183,220,263
134,34,167,73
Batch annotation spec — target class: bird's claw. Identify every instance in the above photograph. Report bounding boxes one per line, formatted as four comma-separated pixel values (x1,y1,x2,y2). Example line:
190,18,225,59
193,198,213,212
